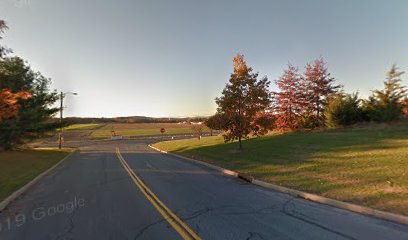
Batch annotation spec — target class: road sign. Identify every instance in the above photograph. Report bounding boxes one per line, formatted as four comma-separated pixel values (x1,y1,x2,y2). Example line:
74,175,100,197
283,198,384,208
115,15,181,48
160,128,166,134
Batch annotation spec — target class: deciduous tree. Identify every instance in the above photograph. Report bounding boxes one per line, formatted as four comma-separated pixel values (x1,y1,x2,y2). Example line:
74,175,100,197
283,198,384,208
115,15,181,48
303,57,340,127
0,88,30,122
205,112,228,136
215,54,272,149
191,124,204,140
273,64,305,129
402,99,408,117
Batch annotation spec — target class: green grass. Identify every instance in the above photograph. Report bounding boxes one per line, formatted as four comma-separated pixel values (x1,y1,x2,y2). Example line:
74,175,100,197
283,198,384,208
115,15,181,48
153,123,408,215
64,123,104,131
0,148,73,201
91,127,210,137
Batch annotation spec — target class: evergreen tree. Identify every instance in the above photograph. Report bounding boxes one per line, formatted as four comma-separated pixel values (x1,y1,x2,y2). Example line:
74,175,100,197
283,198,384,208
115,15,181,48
215,54,272,149
0,20,11,58
325,93,363,128
0,57,59,150
364,64,406,122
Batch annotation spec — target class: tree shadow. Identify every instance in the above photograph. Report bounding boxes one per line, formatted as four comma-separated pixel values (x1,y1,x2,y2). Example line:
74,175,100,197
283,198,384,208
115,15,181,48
175,124,408,166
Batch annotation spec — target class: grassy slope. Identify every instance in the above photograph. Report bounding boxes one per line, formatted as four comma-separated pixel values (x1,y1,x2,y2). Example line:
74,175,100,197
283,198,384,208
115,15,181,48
0,149,72,201
153,123,408,215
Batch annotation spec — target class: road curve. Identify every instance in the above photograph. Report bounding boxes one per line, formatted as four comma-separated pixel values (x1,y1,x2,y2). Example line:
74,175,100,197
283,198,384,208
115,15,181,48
1,140,408,240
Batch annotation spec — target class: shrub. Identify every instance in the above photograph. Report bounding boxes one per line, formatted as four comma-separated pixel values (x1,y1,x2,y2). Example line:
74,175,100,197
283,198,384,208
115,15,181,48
325,93,363,128
363,64,406,122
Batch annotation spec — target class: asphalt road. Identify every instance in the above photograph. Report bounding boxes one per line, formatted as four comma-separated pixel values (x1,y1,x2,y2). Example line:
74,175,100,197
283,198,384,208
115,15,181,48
1,140,408,240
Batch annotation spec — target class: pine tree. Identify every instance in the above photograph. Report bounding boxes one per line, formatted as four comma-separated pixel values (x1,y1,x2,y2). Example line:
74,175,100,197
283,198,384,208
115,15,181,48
0,20,11,58
364,64,406,122
303,57,340,127
0,57,59,150
325,93,363,128
215,54,272,149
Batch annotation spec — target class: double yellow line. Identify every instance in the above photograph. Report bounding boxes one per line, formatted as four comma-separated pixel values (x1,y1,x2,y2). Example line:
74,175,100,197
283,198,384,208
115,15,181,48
116,148,201,240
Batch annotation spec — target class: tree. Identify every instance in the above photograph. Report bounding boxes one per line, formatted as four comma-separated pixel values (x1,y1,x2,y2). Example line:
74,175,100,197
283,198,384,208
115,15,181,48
402,99,408,117
191,124,204,140
0,88,30,122
0,20,11,58
303,57,341,127
251,111,275,136
205,112,228,136
215,54,272,149
273,64,305,129
363,64,407,122
325,93,363,128
0,57,59,150
0,24,32,122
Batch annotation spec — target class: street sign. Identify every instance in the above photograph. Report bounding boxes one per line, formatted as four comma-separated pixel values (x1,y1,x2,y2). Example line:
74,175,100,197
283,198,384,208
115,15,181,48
160,128,166,134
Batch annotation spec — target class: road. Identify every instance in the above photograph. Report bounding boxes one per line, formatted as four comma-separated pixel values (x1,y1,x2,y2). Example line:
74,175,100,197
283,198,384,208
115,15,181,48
1,140,408,240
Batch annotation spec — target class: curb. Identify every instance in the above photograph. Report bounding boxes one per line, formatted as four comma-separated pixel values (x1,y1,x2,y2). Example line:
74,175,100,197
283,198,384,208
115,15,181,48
149,145,239,177
148,144,408,226
0,149,77,212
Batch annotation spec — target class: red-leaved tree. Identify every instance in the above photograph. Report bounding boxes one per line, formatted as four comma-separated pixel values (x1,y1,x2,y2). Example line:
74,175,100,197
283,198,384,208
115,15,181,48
0,88,31,122
303,57,340,127
273,64,306,129
403,99,408,117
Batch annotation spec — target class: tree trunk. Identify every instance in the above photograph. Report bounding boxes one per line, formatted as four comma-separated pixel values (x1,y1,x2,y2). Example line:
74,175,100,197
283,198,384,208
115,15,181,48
238,136,243,150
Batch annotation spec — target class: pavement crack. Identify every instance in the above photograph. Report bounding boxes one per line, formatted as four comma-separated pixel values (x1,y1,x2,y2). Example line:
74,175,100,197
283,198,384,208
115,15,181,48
246,231,266,240
280,197,357,240
53,207,77,240
133,218,166,240
181,207,212,221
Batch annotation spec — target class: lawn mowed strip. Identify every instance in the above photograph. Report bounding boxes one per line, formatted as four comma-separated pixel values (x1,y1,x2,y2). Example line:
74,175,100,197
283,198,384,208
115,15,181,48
0,149,73,201
64,123,105,131
153,123,408,215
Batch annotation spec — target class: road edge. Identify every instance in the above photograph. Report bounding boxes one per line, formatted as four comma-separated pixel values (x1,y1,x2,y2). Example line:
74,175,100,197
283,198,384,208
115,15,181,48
148,144,408,226
0,149,77,212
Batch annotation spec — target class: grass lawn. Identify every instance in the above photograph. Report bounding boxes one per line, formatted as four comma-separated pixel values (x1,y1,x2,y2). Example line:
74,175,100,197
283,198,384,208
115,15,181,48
64,123,105,131
0,148,73,201
91,125,210,137
153,123,408,215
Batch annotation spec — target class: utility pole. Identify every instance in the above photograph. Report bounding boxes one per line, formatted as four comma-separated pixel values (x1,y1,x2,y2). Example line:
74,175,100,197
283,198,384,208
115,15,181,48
58,91,78,149
58,92,63,149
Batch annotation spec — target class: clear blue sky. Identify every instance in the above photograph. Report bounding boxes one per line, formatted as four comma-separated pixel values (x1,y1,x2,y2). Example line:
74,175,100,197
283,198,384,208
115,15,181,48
1,0,407,117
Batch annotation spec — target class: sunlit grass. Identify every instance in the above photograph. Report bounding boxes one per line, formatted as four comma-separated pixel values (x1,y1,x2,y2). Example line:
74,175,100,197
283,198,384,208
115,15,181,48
153,123,408,215
91,127,210,137
64,123,104,131
0,148,73,201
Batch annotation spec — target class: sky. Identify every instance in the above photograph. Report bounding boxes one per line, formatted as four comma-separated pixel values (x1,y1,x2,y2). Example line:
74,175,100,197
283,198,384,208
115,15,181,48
1,0,407,118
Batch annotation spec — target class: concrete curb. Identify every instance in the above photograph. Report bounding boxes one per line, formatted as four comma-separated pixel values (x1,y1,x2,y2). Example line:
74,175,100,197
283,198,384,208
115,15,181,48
149,145,239,177
0,149,77,212
148,144,408,226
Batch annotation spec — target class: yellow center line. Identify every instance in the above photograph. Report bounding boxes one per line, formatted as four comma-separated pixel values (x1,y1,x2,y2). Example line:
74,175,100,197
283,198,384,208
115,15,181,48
115,148,201,240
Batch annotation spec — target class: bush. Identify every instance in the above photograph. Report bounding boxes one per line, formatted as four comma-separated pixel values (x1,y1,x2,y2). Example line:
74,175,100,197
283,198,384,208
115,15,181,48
325,93,363,128
363,64,406,122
